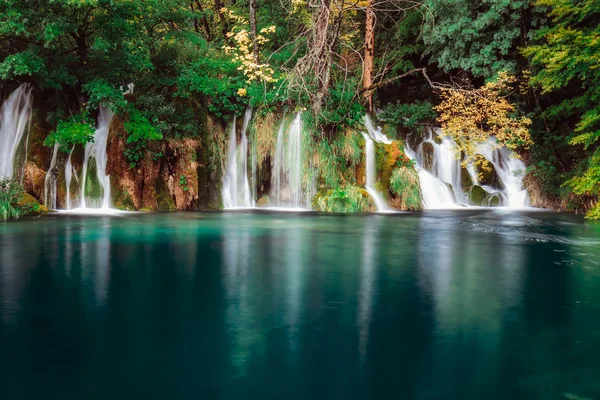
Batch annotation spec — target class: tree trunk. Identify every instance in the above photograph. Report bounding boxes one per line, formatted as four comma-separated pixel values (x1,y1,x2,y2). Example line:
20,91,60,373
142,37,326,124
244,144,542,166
190,2,200,33
312,0,332,112
194,0,213,41
363,0,375,113
249,0,260,64
214,0,229,39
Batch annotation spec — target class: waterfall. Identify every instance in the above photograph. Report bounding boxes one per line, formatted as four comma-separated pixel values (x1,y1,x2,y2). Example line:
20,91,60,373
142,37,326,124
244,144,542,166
405,127,529,209
44,143,59,209
361,133,389,211
361,115,391,211
269,113,307,209
222,107,253,208
65,146,76,210
271,119,285,205
0,84,33,180
287,113,303,207
79,107,114,209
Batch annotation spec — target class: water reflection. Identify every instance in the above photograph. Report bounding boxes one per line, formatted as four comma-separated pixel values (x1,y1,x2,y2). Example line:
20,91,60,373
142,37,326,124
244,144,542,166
357,216,378,366
0,212,599,400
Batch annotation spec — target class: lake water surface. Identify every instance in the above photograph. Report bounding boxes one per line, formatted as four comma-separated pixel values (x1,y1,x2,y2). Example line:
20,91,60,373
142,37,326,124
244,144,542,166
1,211,599,399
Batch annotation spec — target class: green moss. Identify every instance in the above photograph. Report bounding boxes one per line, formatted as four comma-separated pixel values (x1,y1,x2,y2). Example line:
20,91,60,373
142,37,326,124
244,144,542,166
468,185,487,205
257,195,271,207
111,182,136,211
389,167,422,210
83,159,103,203
156,178,176,211
313,186,374,212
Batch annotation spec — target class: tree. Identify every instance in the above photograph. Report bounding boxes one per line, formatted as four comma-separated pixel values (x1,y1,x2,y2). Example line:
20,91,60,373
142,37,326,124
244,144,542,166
524,0,600,218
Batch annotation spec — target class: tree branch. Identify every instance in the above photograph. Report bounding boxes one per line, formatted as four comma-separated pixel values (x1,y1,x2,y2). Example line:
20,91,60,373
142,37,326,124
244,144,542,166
361,67,442,93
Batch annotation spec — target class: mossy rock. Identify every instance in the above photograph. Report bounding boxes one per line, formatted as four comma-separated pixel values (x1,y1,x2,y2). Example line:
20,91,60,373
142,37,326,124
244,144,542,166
461,166,474,191
19,193,49,215
83,159,104,202
139,207,154,212
256,195,271,207
433,134,443,145
111,182,136,211
389,166,422,211
475,155,503,189
468,185,487,206
377,140,406,192
422,142,434,172
485,193,502,207
156,178,176,211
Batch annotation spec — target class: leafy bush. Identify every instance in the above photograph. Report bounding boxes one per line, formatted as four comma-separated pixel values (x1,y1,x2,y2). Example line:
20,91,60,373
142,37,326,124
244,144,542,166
380,101,437,129
0,179,46,220
390,167,422,210
123,107,163,168
44,110,95,150
314,186,373,213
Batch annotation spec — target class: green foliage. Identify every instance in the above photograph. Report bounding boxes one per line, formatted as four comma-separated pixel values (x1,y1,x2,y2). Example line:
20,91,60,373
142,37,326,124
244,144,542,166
524,0,600,217
380,101,437,129
423,0,533,78
564,150,600,200
314,186,373,213
0,179,39,220
179,175,189,192
390,167,422,211
44,110,95,150
177,49,248,118
123,107,162,168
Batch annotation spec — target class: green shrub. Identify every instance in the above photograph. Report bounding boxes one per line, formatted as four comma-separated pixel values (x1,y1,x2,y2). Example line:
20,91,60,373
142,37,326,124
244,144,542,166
314,186,373,213
0,179,46,219
389,167,422,210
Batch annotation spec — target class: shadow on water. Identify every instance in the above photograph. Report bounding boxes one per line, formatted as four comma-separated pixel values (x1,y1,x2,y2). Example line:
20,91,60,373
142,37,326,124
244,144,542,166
0,211,599,399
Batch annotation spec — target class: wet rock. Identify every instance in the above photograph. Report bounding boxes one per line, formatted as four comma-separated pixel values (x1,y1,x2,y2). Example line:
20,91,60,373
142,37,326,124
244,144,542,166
468,185,487,206
422,142,434,172
257,195,271,207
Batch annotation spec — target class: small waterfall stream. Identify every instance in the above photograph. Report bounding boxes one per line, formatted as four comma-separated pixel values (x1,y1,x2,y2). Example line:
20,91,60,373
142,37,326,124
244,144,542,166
270,113,307,209
0,84,33,180
79,107,114,209
65,146,76,210
44,143,59,209
222,107,253,208
405,127,529,209
362,115,392,212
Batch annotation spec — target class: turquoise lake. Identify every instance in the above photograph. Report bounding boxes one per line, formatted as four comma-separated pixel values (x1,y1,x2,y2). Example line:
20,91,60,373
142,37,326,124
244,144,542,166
1,210,599,399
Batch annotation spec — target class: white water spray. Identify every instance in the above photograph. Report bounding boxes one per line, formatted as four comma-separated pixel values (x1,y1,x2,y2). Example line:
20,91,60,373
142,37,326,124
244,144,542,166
270,113,307,208
79,107,113,209
222,107,253,208
0,84,33,180
65,146,76,210
362,115,391,211
44,143,60,209
405,127,529,209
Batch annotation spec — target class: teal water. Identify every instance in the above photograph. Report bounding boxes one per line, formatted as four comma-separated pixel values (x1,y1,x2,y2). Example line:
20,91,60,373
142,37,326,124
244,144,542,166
1,211,600,399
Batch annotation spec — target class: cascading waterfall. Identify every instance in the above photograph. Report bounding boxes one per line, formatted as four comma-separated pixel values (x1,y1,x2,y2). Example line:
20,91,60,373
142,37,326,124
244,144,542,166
0,84,33,180
270,113,307,209
64,146,76,210
79,107,114,209
44,143,59,209
222,107,253,208
405,127,529,209
362,115,392,211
